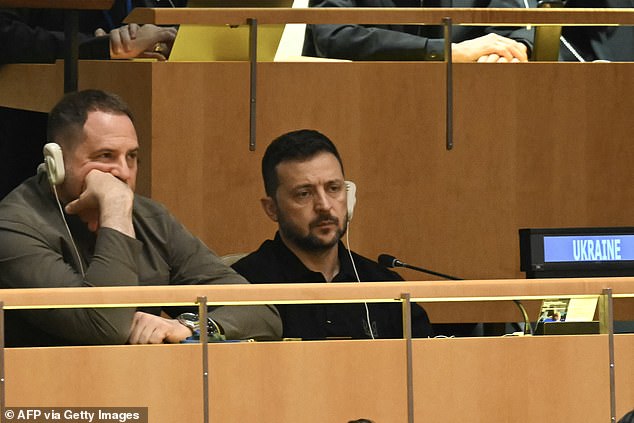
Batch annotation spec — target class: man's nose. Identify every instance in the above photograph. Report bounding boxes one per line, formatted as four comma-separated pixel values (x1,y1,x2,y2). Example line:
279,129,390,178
109,158,132,182
313,189,333,211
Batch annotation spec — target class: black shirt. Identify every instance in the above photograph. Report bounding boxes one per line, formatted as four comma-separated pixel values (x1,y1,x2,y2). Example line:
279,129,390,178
232,233,433,339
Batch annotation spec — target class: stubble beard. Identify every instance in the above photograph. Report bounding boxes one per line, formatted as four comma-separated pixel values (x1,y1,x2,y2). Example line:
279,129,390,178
279,212,349,252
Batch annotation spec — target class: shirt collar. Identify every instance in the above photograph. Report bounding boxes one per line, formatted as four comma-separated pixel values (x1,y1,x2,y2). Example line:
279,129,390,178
271,232,356,283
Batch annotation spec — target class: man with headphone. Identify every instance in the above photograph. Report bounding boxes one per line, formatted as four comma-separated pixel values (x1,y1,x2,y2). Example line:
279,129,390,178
0,89,282,347
232,129,433,339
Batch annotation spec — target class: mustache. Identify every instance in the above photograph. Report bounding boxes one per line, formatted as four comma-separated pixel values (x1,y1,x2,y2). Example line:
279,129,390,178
310,215,339,228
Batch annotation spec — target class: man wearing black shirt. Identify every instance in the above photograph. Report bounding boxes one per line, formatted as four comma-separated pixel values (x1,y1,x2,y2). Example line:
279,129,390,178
232,129,433,340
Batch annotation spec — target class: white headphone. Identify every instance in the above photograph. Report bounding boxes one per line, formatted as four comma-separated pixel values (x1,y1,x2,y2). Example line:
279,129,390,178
342,180,375,338
40,142,86,279
42,143,66,186
345,180,356,222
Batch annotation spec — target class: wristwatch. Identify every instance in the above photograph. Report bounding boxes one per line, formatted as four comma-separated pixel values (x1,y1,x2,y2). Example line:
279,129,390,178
177,312,226,341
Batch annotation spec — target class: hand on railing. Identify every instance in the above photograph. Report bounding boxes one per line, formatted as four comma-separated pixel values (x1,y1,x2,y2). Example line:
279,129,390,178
452,33,528,63
95,23,177,61
127,311,192,344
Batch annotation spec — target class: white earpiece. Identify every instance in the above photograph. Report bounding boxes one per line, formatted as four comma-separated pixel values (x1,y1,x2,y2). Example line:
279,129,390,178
42,142,85,279
43,143,65,186
345,180,356,222
343,180,374,338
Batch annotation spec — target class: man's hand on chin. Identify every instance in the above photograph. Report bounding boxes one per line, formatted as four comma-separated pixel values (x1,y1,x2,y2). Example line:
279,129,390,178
65,170,136,237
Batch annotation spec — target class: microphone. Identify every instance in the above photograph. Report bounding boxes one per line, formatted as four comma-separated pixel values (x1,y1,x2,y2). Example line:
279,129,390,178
378,253,533,335
378,254,461,281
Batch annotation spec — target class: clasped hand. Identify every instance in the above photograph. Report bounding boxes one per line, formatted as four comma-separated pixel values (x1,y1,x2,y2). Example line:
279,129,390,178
95,23,177,61
453,33,529,63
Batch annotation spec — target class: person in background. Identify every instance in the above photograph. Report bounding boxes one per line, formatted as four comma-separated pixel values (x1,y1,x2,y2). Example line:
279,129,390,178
303,0,535,62
618,409,634,423
0,1,180,64
0,0,181,199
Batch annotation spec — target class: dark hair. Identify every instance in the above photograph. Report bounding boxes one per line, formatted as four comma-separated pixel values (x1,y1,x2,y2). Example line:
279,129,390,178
47,89,134,150
618,410,634,423
261,129,344,197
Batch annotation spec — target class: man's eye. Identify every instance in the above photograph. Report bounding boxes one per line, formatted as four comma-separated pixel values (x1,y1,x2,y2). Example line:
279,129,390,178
295,191,311,200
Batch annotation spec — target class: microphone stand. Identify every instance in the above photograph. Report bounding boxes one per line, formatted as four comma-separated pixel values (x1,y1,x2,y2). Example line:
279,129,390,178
513,300,533,336
396,261,461,281
382,255,533,336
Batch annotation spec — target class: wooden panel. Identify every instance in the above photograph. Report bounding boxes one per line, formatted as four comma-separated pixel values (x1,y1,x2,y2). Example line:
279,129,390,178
1,278,632,326
1,277,632,307
2,61,633,280
0,0,113,9
126,7,634,26
615,334,634,415
413,335,617,422
4,341,407,422
5,344,203,422
5,335,633,422
0,63,63,112
142,61,634,280
424,297,634,323
209,340,407,421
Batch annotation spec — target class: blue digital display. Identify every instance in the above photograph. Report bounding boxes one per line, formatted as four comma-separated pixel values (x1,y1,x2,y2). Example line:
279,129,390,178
544,235,634,262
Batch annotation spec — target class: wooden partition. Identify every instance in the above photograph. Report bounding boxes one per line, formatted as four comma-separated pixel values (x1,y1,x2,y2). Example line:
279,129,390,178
2,280,634,422
4,335,633,422
126,7,634,26
1,61,633,282
1,11,633,281
77,60,634,281
2,277,633,322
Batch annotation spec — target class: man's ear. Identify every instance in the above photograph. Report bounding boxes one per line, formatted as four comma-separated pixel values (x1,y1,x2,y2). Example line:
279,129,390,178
260,196,278,222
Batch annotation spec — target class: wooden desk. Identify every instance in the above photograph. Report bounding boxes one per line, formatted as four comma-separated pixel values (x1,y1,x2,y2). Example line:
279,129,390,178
127,7,634,26
0,0,113,8
1,280,632,422
2,277,633,322
4,335,633,422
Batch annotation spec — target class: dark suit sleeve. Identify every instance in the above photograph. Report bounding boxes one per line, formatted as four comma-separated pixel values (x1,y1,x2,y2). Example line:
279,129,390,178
0,225,141,345
303,0,534,61
159,213,282,341
0,9,109,64
303,0,443,61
